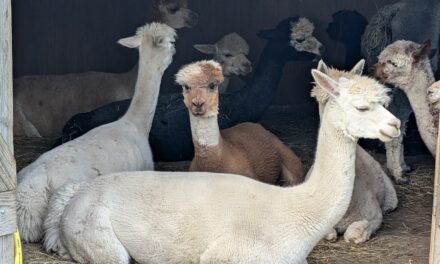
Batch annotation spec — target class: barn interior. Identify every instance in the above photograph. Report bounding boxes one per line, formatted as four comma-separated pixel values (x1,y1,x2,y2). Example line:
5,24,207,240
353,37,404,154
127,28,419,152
12,0,434,263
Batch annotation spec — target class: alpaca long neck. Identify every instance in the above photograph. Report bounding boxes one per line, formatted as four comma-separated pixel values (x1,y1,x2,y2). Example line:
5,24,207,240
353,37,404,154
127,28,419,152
122,49,165,133
189,113,220,148
290,104,357,242
220,43,286,125
404,67,437,156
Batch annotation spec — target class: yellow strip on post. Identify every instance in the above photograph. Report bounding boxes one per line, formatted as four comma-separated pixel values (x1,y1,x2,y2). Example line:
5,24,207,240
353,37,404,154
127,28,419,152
14,230,22,264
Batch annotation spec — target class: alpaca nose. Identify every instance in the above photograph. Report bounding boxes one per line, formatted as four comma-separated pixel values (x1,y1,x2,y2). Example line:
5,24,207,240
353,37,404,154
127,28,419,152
192,100,205,109
388,118,401,130
243,62,252,73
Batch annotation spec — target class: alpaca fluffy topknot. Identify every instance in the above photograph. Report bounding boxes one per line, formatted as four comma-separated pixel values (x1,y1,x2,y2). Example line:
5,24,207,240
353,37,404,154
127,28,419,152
136,22,177,45
176,60,224,87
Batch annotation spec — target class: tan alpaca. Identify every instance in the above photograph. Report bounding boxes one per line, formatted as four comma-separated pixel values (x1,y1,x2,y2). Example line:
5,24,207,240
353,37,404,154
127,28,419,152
176,60,305,185
312,60,398,244
375,40,437,162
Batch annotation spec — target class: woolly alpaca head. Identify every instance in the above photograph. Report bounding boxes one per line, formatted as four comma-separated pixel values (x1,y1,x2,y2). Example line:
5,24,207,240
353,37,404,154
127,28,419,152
155,0,198,29
373,40,436,88
257,17,323,61
194,33,252,77
176,60,224,117
290,18,324,57
311,59,365,106
311,70,400,142
118,22,177,71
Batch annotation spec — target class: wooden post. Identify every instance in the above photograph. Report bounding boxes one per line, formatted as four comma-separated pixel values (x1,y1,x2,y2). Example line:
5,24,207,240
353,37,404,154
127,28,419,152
0,0,17,263
430,116,440,264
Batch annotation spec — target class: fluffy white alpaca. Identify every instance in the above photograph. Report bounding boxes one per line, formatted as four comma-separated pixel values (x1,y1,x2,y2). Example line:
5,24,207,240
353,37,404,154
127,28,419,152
43,70,400,264
194,33,252,93
13,0,196,137
312,60,398,244
16,22,176,243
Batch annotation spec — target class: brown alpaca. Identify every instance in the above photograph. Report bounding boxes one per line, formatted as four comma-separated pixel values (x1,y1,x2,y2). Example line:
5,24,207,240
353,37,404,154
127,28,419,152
176,60,305,185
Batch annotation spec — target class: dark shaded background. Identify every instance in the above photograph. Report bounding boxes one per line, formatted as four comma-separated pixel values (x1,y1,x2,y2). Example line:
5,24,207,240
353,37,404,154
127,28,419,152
12,0,397,112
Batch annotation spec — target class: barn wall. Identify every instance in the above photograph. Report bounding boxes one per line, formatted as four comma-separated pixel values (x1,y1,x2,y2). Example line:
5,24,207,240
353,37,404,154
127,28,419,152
12,0,398,109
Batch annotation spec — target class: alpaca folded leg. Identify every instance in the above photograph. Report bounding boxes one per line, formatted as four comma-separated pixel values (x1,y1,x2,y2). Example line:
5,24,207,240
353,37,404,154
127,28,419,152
343,220,371,244
62,207,130,264
344,190,384,244
381,171,398,213
324,228,338,242
344,213,383,244
16,172,50,242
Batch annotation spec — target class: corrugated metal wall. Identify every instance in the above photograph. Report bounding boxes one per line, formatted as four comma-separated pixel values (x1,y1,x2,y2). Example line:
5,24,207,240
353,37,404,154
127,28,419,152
12,0,397,108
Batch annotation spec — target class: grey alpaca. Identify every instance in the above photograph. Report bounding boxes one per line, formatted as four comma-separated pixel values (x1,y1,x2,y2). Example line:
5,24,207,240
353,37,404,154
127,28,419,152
361,0,440,183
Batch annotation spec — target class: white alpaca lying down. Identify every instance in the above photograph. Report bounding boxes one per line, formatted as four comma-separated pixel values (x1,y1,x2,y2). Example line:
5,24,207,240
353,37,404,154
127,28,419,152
43,70,400,264
16,22,177,243
312,60,398,244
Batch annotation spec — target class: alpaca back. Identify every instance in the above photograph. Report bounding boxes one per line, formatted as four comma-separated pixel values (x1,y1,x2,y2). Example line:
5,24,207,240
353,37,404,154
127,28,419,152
191,122,299,184
13,70,135,137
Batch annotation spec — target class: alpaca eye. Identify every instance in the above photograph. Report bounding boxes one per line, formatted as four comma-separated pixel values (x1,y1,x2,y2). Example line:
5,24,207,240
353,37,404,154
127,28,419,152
296,38,305,43
356,106,370,112
208,83,216,90
183,85,190,91
387,60,397,67
224,53,233,58
168,6,180,14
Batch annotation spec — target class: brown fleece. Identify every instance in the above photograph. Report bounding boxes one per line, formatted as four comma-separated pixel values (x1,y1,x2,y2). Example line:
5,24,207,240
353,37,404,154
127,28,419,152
190,122,305,186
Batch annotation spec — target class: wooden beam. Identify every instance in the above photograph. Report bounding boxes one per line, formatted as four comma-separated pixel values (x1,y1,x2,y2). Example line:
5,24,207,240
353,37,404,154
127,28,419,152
0,190,16,236
430,116,440,264
0,0,16,263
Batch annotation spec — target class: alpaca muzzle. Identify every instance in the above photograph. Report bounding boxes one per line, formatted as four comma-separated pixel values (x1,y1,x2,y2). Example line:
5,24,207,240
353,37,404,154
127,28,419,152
372,63,387,83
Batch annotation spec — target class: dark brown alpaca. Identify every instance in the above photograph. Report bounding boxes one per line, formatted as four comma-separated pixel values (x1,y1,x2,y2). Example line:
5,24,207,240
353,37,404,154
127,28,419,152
176,60,305,185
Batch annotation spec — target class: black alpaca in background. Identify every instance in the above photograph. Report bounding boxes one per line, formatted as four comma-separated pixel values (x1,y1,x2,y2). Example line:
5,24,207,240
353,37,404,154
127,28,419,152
326,10,368,69
54,17,322,161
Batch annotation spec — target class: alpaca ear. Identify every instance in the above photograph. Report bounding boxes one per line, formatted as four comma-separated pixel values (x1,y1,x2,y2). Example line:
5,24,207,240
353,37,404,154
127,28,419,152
194,44,217,55
311,69,340,97
118,35,142,48
317,60,330,74
349,59,365,76
413,40,436,62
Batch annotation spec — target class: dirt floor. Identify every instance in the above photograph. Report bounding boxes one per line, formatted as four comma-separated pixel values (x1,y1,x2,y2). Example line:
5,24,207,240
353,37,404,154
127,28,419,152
16,106,434,264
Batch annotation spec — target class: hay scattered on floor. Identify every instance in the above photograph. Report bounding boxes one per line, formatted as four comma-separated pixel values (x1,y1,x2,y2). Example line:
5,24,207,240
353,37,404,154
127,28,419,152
17,106,434,264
